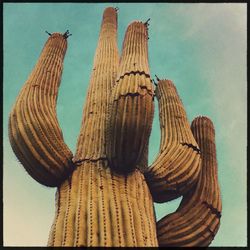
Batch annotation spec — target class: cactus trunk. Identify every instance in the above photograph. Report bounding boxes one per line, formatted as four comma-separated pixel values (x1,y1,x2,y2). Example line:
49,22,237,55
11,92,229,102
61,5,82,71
48,162,158,246
47,7,158,247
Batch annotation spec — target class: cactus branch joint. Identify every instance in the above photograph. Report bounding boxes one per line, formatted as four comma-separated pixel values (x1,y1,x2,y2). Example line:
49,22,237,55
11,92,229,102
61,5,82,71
8,6,222,247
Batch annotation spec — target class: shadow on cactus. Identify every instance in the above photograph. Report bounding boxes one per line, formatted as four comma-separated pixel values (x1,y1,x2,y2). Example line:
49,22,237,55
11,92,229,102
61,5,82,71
8,7,222,247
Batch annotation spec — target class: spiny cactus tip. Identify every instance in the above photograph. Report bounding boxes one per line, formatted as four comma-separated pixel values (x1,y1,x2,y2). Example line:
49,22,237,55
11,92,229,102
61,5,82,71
144,18,151,25
45,30,52,36
155,74,160,81
63,30,72,39
152,79,157,86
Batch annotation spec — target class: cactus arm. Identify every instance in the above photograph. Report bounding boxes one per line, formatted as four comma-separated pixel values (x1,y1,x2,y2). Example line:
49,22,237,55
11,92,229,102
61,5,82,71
74,7,119,162
156,116,222,247
8,33,74,187
105,21,154,174
145,79,201,202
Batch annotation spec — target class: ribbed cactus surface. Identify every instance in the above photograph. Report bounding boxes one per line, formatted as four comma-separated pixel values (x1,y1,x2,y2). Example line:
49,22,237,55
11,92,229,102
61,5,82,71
156,116,221,247
47,161,158,246
8,33,74,187
8,6,222,247
145,80,202,202
75,7,119,162
106,20,154,173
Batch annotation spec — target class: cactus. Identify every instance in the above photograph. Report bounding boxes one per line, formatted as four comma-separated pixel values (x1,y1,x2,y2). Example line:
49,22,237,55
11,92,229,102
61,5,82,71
8,7,222,247
8,32,74,187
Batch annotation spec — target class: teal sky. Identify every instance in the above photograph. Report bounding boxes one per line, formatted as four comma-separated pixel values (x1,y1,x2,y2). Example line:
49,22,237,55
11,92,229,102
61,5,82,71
3,3,247,247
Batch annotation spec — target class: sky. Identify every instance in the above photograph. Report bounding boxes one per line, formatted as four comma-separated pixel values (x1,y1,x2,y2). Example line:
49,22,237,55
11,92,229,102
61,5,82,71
3,3,247,247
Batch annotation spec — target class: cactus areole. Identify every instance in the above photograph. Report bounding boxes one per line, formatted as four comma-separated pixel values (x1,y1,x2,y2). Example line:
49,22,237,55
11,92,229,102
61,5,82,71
8,7,222,247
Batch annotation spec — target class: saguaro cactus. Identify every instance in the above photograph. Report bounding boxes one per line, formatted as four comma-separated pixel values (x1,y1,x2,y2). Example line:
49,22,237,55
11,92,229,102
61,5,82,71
8,7,222,247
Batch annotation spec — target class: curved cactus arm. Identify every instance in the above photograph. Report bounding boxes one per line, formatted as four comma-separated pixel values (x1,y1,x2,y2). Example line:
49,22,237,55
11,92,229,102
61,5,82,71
156,116,222,247
145,79,201,202
105,21,154,174
8,33,74,187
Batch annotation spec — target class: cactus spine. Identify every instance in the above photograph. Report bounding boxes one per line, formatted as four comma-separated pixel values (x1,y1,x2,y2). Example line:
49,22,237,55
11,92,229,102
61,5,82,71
8,7,221,247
